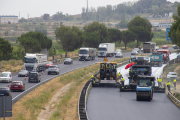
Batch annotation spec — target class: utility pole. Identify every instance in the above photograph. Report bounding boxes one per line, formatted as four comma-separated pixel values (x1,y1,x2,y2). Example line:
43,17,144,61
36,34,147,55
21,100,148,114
86,0,88,13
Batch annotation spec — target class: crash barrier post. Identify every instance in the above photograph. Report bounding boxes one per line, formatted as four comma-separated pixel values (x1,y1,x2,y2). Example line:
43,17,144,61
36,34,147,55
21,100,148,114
168,91,180,104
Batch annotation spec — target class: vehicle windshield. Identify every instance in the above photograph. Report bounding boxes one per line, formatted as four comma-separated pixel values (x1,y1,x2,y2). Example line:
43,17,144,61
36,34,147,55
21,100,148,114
20,70,27,73
79,50,89,54
49,66,56,68
133,48,139,50
0,73,9,77
65,58,71,61
98,48,107,51
12,82,21,85
115,49,121,52
24,57,36,63
171,74,177,75
29,73,37,77
138,79,152,86
0,87,8,91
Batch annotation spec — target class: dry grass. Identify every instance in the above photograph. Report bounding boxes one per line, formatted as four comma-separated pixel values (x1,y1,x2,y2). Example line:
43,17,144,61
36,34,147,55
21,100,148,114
0,59,23,73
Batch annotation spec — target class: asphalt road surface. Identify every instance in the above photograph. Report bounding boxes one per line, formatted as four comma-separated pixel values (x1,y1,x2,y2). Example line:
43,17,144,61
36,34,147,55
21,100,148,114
87,53,180,120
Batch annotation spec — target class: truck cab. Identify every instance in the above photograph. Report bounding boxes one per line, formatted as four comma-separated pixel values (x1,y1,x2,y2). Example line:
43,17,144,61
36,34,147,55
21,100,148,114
98,43,115,57
79,47,96,61
157,49,170,63
150,52,163,67
136,75,155,101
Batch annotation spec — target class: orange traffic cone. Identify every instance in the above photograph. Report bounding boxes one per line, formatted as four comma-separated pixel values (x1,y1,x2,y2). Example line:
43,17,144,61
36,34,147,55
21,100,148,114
42,71,44,75
24,76,26,80
84,60,85,63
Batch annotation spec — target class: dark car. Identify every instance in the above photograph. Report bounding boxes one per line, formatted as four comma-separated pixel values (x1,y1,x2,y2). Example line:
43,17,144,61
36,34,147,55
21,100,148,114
18,70,29,77
64,58,73,64
10,81,25,92
0,87,11,96
28,72,41,83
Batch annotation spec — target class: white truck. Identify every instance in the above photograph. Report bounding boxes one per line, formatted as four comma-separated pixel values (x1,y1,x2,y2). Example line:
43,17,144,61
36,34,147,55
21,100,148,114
98,43,115,57
24,53,48,72
79,47,96,61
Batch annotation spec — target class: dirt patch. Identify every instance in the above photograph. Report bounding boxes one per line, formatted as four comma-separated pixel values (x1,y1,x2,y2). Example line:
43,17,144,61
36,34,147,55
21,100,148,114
38,82,74,120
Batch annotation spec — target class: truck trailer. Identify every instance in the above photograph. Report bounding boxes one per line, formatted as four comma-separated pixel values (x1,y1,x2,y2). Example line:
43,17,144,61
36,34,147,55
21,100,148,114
150,52,163,67
79,47,96,61
24,53,47,72
98,43,115,57
143,42,156,53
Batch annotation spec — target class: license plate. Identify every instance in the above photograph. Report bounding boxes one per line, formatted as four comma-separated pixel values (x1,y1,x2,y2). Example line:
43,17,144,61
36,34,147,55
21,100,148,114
14,86,18,87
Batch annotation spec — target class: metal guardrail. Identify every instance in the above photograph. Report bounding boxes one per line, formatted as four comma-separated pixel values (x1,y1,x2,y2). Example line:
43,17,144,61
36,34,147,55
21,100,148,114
78,59,130,120
168,91,180,104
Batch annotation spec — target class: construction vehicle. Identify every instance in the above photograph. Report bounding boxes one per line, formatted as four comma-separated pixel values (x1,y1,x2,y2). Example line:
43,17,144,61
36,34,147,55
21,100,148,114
143,42,156,53
79,47,96,61
157,49,170,63
136,75,155,101
129,56,150,65
92,57,120,86
98,43,115,57
24,53,47,72
150,52,163,67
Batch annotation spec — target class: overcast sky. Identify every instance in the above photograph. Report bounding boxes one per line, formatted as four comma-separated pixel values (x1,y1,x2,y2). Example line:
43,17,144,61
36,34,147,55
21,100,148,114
0,0,178,19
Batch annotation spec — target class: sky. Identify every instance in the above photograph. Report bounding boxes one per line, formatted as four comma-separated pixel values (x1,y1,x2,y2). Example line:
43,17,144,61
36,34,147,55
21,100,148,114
0,0,178,19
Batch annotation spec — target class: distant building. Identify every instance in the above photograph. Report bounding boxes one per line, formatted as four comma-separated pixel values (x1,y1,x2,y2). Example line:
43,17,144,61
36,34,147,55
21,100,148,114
0,15,18,23
150,21,173,28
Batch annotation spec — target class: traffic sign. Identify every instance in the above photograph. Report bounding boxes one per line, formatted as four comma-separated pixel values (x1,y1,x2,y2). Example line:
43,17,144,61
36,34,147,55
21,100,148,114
103,57,108,61
166,28,171,41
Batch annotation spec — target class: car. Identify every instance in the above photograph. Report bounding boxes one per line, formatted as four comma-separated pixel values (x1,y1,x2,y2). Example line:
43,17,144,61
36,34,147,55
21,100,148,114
28,72,41,83
0,87,11,96
167,72,178,79
131,50,138,55
45,61,54,69
47,65,60,75
155,46,159,50
10,81,25,92
115,51,123,58
0,72,12,83
172,45,179,49
133,48,140,52
64,58,73,64
115,49,122,55
162,45,168,49
18,70,29,77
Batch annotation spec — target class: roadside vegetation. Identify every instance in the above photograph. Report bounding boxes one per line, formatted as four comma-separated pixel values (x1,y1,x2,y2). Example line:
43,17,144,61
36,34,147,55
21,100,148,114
1,57,129,120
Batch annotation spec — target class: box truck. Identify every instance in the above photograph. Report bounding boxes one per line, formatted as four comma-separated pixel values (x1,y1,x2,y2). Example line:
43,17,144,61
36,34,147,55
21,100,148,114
98,43,115,57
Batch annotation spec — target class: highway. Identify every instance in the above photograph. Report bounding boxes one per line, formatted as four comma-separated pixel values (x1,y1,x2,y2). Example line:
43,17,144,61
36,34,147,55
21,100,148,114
0,52,132,104
87,53,180,120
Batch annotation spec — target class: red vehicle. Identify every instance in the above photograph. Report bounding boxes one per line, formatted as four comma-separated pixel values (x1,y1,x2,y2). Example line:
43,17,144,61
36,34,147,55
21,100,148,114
162,45,168,49
10,81,25,92
45,61,54,69
157,49,170,63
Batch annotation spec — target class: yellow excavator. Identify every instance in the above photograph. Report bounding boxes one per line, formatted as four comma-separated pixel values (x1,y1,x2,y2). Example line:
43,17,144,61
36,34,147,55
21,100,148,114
92,57,121,87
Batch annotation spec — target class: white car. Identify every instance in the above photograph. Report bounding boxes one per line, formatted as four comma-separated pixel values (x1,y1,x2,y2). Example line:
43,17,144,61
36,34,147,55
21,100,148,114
133,48,140,52
155,46,159,50
115,49,122,55
167,72,178,79
131,50,138,55
47,65,60,75
0,72,12,83
115,51,123,58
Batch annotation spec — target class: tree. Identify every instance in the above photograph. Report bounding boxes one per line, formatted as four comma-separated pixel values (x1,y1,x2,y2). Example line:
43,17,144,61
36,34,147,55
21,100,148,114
18,17,27,23
43,14,49,20
82,32,100,48
55,25,83,57
122,30,136,50
108,28,122,43
116,20,128,28
35,23,48,35
83,21,110,48
128,16,153,47
0,37,13,60
17,31,52,53
169,4,180,47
